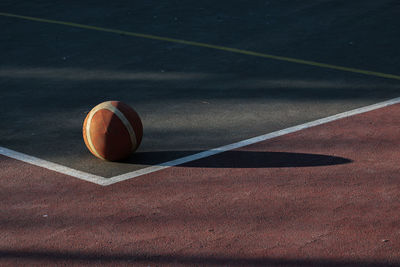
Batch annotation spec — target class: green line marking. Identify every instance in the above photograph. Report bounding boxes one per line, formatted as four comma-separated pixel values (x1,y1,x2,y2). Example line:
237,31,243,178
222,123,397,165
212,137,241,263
1,11,400,81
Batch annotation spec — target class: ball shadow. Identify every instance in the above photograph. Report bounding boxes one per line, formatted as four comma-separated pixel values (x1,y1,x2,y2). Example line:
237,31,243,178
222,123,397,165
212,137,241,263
124,150,352,168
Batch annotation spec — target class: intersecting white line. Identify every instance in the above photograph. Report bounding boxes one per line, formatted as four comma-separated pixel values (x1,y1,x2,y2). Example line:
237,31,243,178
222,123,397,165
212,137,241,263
1,96,400,186
0,147,109,186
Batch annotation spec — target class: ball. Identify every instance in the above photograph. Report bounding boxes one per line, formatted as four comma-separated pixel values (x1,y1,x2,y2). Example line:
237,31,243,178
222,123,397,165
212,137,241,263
82,101,143,161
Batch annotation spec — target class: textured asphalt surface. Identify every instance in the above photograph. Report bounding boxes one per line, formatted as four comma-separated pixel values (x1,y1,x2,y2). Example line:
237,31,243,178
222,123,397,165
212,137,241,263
1,103,400,266
0,1,399,177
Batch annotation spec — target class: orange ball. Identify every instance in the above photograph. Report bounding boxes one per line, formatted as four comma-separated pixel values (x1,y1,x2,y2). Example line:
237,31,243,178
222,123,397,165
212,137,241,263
82,101,143,161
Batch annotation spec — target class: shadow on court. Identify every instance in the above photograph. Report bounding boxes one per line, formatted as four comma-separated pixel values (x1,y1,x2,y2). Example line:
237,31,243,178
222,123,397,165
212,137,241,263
125,150,352,168
0,0,398,176
0,249,397,267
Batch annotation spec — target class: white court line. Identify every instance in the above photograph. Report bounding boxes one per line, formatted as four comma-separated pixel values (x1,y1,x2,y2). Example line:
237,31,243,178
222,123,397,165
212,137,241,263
1,96,400,186
0,147,109,186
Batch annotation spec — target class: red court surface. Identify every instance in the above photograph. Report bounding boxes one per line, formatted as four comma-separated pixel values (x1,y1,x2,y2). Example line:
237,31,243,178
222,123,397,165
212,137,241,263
1,104,400,266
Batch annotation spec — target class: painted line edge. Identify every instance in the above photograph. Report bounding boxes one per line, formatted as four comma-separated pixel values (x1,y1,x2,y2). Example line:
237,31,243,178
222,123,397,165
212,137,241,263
104,96,400,185
0,147,109,186
0,12,400,81
1,96,400,186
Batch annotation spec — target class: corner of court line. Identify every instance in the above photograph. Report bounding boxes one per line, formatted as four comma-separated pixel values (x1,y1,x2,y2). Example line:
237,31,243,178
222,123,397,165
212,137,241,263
101,96,400,185
1,94,400,266
1,97,400,186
